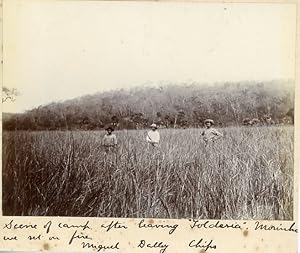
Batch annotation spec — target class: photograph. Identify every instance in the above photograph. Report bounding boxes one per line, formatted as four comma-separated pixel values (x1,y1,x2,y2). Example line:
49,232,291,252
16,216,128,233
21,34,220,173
2,1,296,220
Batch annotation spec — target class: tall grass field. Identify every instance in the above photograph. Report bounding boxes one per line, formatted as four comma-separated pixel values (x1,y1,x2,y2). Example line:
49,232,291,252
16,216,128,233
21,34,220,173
2,126,294,219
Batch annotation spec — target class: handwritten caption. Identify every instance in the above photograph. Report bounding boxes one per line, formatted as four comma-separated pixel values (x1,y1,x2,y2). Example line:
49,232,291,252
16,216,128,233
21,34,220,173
1,219,297,252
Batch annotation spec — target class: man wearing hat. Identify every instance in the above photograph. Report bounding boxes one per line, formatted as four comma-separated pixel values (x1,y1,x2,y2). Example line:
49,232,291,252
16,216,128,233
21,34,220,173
146,123,160,147
201,119,223,145
102,126,118,153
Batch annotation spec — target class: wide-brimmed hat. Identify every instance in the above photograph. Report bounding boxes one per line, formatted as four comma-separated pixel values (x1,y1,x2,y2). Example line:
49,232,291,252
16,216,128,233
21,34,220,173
204,119,214,124
105,126,114,131
150,123,158,129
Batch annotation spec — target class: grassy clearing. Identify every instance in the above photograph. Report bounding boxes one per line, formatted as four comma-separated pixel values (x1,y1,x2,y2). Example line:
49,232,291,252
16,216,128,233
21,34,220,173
2,126,294,219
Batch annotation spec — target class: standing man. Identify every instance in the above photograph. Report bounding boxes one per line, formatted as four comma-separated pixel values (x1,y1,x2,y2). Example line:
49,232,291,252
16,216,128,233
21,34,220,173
102,126,117,153
201,119,223,145
146,123,160,147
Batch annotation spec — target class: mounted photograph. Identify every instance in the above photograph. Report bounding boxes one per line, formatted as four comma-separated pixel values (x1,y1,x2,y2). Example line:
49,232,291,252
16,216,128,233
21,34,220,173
2,1,296,220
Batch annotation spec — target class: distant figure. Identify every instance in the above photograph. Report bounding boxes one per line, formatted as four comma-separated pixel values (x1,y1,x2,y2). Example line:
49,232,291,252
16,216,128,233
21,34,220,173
243,117,261,126
251,118,261,126
146,123,160,147
201,119,223,145
264,115,275,126
102,126,117,153
242,118,252,126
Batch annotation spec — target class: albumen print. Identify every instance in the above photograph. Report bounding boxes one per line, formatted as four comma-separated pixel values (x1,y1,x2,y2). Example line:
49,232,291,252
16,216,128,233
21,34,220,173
2,1,296,220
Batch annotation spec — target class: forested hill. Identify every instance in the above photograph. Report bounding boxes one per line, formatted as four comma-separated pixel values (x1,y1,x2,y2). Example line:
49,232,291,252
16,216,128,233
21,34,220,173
3,80,295,130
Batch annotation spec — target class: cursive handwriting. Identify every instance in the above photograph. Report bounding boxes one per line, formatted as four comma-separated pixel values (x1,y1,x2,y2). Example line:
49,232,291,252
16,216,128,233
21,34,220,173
189,238,217,251
189,220,242,230
137,239,169,253
138,219,178,235
68,230,93,245
3,236,18,241
101,220,128,232
254,221,298,233
59,221,91,230
28,234,42,240
3,220,38,230
43,220,91,234
82,241,120,252
1,218,298,251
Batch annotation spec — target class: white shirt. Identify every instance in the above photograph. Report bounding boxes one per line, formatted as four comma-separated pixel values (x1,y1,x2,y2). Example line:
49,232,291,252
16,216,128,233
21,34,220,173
102,134,117,146
202,127,223,142
146,130,160,144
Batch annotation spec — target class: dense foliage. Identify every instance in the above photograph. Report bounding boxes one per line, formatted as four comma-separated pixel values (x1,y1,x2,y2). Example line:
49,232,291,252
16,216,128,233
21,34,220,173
3,80,294,130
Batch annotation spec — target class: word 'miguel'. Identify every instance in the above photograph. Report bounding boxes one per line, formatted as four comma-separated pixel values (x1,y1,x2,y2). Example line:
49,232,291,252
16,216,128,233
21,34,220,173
82,241,120,252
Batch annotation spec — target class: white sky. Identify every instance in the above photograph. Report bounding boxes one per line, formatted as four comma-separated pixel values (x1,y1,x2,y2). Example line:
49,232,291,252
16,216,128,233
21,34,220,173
2,1,296,113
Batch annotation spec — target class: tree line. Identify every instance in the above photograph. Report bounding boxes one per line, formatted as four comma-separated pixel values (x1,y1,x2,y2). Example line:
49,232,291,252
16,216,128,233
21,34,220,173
3,80,295,131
